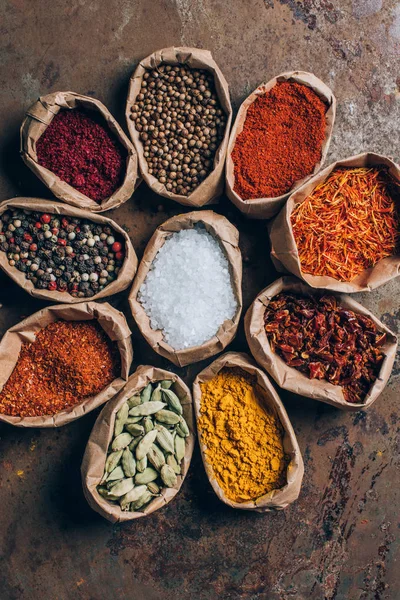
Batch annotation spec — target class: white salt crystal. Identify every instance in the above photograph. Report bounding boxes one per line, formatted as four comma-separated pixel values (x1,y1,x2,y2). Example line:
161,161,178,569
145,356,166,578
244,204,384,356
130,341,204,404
138,225,238,350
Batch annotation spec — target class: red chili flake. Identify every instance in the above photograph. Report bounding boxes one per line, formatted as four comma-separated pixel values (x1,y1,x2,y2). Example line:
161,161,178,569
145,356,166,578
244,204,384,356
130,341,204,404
0,320,120,417
264,292,386,403
36,109,126,204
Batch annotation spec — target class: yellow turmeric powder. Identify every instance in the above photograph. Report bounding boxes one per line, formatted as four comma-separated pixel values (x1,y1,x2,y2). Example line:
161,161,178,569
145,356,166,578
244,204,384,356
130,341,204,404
198,368,288,503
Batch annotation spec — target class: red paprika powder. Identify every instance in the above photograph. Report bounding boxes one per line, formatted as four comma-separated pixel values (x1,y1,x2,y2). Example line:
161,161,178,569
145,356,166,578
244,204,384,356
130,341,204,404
232,82,327,200
36,109,126,203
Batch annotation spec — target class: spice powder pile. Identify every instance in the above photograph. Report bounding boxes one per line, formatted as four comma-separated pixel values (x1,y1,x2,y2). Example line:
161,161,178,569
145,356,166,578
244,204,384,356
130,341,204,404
198,368,288,503
0,320,120,417
291,167,400,282
232,82,327,200
36,109,126,203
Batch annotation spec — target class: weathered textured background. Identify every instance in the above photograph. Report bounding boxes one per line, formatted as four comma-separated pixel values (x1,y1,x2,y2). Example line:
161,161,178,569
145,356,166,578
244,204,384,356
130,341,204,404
1,1,399,599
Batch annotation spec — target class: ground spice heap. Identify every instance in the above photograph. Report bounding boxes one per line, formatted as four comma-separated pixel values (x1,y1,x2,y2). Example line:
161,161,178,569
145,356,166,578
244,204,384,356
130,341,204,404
0,208,125,297
264,293,386,403
36,109,126,203
130,64,226,196
291,167,400,282
0,320,120,417
232,81,327,199
198,368,288,503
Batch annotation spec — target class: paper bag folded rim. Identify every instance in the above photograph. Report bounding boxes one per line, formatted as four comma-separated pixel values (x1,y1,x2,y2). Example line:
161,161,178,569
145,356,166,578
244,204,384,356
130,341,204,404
128,210,243,367
192,351,304,511
269,152,400,292
0,198,138,304
20,91,139,213
0,301,133,428
126,46,233,207
225,71,336,220
81,365,195,523
244,276,398,412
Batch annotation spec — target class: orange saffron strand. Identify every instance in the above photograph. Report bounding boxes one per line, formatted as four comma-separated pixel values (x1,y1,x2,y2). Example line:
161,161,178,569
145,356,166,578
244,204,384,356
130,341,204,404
291,167,400,282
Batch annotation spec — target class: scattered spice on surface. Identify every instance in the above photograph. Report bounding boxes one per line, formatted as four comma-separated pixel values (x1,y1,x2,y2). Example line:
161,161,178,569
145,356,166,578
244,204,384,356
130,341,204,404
0,320,120,417
198,368,288,503
36,109,126,203
291,167,400,282
130,64,226,196
232,81,327,199
264,292,386,403
0,208,125,297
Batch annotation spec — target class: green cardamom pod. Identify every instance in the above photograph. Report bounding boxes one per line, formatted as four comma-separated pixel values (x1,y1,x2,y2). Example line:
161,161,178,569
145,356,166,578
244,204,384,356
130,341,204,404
130,489,153,511
127,395,141,408
160,464,177,488
148,444,166,471
134,467,158,485
111,432,133,452
176,417,190,437
109,478,134,497
155,424,175,454
122,448,136,477
155,409,181,425
160,380,173,389
147,481,161,495
125,416,143,425
106,465,124,482
166,454,181,475
143,417,154,434
140,383,153,403
129,401,166,417
129,436,142,452
125,424,145,437
136,456,147,472
119,485,148,511
114,402,129,437
151,384,162,402
107,478,124,490
161,388,183,415
135,430,158,460
104,449,123,475
175,435,185,463
97,486,119,502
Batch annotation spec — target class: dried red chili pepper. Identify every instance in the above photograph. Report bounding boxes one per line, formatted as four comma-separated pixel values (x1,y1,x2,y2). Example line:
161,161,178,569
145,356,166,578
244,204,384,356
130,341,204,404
0,320,120,417
264,292,385,403
36,109,126,203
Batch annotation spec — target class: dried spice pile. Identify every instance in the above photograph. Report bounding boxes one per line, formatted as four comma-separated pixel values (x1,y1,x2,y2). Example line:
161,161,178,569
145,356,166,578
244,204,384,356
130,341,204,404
264,293,386,403
232,82,327,199
130,64,226,196
0,321,120,417
0,208,125,297
36,109,126,203
291,167,400,282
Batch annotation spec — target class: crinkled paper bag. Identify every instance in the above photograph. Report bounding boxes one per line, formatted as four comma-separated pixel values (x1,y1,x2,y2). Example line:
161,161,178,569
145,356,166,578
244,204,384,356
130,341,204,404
225,71,336,219
21,91,139,213
81,365,195,523
0,198,138,303
126,47,232,207
0,301,133,428
269,153,400,292
128,210,242,367
245,276,398,411
193,351,304,511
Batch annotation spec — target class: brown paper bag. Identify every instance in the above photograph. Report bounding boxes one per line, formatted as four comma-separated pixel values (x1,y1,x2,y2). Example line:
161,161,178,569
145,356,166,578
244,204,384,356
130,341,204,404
0,198,138,303
81,365,195,523
226,71,336,219
245,276,398,411
126,47,232,207
0,301,133,428
269,153,400,292
128,210,242,367
20,91,139,213
192,351,304,511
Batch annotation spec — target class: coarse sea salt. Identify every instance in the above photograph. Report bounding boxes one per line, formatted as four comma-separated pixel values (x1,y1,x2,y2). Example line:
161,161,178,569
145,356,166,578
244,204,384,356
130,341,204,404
138,225,238,350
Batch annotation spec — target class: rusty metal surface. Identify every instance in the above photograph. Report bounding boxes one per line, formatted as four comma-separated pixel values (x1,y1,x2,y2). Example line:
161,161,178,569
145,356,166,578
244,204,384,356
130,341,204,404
0,1,399,599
